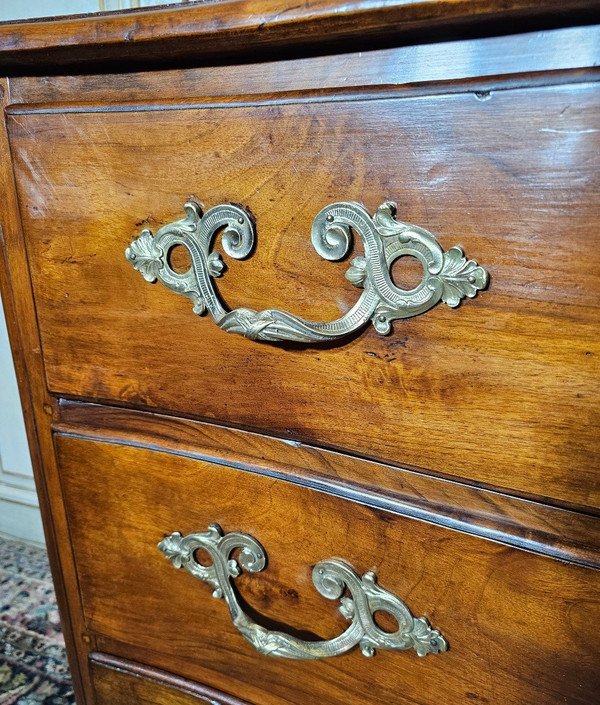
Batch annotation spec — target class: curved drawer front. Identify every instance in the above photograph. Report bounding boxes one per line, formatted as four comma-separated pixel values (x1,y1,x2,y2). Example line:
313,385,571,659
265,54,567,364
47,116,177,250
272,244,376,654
11,83,600,509
90,654,253,705
55,435,600,705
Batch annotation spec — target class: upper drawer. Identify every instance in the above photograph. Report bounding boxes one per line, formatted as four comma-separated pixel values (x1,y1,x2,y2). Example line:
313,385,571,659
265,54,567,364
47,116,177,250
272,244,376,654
8,81,600,509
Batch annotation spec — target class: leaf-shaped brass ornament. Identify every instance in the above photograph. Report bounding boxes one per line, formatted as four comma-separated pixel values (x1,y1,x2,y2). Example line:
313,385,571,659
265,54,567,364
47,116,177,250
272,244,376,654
126,201,489,344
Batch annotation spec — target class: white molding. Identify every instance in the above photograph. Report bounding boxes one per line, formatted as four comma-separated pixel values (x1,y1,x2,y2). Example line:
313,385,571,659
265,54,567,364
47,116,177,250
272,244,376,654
0,461,36,485
0,457,34,477
0,498,45,544
0,482,40,508
0,472,36,494
0,291,41,542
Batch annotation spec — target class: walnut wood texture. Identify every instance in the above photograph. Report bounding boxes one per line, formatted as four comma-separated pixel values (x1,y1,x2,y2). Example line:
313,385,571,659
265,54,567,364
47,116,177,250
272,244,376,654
8,26,600,107
0,0,598,73
2,7,600,705
90,653,253,705
55,435,600,705
55,400,600,569
8,81,600,511
0,79,92,704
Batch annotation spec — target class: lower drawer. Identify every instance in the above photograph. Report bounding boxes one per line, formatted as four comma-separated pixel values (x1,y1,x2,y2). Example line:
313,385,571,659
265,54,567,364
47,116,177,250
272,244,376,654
90,653,251,705
55,434,599,705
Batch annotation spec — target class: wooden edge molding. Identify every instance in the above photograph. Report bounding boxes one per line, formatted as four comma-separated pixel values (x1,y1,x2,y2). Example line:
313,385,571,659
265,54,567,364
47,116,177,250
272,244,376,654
89,652,253,705
54,400,600,570
0,79,92,704
0,0,598,72
6,69,600,116
6,27,600,109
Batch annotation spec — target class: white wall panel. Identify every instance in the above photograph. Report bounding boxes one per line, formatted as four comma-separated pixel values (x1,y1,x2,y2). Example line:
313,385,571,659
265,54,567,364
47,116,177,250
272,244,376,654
0,293,43,543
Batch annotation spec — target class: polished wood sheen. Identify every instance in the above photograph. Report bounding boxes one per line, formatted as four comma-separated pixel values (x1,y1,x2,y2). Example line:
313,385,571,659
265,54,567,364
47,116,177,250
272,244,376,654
8,26,600,108
1,3,599,705
55,436,600,705
9,82,600,509
54,401,600,569
0,0,598,71
90,653,253,705
0,79,91,704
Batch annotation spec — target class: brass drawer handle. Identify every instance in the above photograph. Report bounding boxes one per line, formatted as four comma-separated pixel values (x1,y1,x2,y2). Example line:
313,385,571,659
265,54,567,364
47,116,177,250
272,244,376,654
126,200,488,344
158,524,447,660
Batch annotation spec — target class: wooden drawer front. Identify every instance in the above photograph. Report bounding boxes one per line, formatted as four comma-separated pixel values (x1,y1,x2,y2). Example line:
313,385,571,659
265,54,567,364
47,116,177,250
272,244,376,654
9,82,600,510
55,435,599,705
90,653,251,705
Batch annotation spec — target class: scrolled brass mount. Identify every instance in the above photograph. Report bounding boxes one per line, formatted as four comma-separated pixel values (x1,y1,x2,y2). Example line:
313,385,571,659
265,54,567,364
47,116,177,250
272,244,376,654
158,523,448,660
126,200,488,344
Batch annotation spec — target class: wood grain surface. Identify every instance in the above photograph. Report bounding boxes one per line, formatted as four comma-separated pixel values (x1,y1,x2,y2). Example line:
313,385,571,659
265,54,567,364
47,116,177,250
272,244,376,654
8,26,599,108
56,435,600,705
0,0,598,72
2,4,599,705
9,82,600,510
55,400,600,569
0,78,92,704
90,653,253,705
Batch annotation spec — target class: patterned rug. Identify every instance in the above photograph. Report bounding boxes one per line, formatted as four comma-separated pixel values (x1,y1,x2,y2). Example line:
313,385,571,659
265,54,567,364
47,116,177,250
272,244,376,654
0,535,74,704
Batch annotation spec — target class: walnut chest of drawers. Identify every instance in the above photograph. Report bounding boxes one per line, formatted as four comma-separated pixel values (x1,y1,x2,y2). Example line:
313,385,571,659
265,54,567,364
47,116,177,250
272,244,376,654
0,2,599,704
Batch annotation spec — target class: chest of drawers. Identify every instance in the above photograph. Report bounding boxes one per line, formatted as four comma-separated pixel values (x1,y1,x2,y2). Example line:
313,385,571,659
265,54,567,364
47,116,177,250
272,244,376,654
0,2,599,704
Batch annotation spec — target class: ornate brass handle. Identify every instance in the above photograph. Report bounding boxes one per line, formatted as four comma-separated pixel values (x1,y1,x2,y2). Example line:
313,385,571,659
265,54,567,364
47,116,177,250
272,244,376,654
126,200,488,344
158,524,447,660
